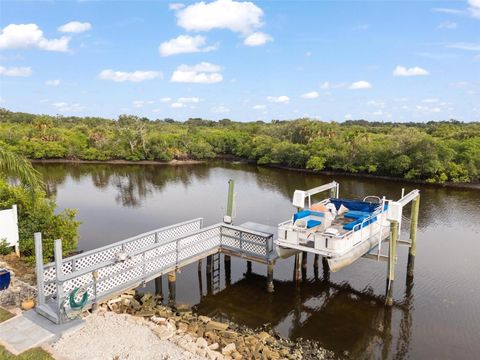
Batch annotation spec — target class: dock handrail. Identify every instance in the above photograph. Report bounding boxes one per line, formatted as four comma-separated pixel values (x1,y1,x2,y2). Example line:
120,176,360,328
35,219,274,324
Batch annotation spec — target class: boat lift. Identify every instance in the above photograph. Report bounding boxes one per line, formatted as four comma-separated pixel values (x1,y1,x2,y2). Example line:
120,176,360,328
276,181,420,305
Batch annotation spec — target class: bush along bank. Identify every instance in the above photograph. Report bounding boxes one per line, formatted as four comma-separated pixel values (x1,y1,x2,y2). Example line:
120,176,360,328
1,109,479,184
103,290,335,360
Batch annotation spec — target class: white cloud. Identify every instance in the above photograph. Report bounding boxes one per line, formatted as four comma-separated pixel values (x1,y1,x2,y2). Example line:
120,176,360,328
447,43,480,51
169,3,185,10
438,21,457,29
170,62,223,84
159,35,217,56
468,0,480,18
45,79,60,86
176,0,264,35
178,97,200,103
301,91,319,99
392,65,429,77
0,65,32,77
349,80,372,89
52,102,84,112
416,105,441,113
211,105,230,113
99,69,162,82
320,81,346,89
58,21,92,33
267,95,289,104
422,98,439,103
432,8,465,15
159,97,172,102
252,104,266,110
171,102,185,108
244,32,272,46
367,100,385,107
0,24,70,52
133,100,154,108
344,113,353,120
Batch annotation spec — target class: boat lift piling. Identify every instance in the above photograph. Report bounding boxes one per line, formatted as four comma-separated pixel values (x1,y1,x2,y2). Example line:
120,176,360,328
407,195,420,277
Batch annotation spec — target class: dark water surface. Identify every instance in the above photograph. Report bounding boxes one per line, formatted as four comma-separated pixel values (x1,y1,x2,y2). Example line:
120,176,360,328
35,162,480,359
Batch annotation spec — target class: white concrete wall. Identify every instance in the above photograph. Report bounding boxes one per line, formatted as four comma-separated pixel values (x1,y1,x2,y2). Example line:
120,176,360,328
0,205,19,249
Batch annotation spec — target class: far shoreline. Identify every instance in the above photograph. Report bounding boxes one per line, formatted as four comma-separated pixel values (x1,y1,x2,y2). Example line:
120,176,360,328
30,158,480,191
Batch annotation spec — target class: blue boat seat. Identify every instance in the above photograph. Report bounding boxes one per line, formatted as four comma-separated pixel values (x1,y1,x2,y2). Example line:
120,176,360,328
344,210,371,219
293,210,323,229
307,220,322,228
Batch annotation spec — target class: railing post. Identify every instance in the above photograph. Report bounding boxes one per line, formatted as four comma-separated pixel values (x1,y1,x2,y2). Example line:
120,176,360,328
34,233,45,307
54,239,64,323
407,195,420,277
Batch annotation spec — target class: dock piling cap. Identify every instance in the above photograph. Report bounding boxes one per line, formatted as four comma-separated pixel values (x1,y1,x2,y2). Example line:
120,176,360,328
223,215,232,224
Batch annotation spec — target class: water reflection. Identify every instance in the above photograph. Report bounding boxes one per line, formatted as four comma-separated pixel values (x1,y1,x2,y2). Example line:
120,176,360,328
193,255,414,359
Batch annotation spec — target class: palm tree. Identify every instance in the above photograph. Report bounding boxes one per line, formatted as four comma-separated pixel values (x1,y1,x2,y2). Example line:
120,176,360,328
0,147,42,189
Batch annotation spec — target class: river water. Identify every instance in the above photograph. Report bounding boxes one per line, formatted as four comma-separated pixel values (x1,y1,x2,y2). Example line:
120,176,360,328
35,162,480,359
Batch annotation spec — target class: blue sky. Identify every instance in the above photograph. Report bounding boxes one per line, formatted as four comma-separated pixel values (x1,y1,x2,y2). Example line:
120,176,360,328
0,0,479,122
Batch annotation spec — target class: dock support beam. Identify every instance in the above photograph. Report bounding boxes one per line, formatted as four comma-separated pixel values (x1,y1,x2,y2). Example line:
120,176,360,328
168,271,176,306
246,261,252,276
386,221,399,306
266,263,274,293
407,195,420,277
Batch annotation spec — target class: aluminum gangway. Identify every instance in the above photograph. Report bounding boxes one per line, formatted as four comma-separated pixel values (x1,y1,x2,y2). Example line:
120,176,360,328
34,218,275,324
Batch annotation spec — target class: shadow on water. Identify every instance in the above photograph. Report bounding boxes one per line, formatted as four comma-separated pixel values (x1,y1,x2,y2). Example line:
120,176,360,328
190,255,414,359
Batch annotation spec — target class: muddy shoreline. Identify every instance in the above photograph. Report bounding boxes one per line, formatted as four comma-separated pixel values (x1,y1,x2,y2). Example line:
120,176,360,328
31,158,480,190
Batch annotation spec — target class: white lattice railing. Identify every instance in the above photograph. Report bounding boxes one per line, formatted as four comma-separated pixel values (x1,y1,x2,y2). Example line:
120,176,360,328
35,219,273,323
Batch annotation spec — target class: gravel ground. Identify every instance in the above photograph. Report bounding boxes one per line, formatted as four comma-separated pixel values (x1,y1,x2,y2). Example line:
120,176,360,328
52,311,202,360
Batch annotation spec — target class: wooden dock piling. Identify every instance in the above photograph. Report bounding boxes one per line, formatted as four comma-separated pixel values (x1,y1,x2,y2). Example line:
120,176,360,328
385,221,399,306
407,195,420,277
246,261,252,276
267,263,274,293
197,260,203,297
294,252,303,282
155,275,163,298
168,271,176,306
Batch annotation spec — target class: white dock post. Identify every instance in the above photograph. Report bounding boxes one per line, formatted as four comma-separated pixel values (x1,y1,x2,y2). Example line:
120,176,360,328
53,239,64,323
34,233,45,307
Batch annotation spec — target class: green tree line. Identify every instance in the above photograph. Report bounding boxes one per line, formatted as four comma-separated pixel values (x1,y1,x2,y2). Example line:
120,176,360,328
1,108,479,184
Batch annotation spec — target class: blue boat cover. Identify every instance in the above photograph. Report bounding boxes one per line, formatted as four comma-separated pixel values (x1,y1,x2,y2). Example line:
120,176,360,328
330,198,379,212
